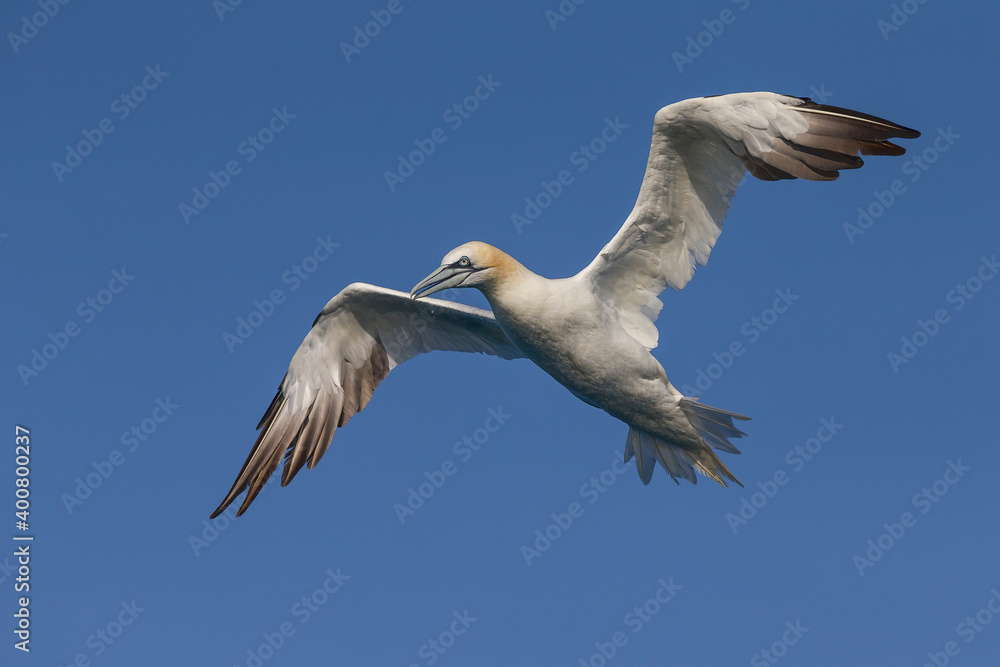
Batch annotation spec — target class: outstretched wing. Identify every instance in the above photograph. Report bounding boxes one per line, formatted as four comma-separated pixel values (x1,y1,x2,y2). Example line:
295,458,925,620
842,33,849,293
579,92,920,349
212,283,523,517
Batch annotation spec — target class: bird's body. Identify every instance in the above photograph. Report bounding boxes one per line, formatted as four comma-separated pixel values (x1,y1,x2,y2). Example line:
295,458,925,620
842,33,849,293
475,250,691,454
212,92,919,517
482,262,636,408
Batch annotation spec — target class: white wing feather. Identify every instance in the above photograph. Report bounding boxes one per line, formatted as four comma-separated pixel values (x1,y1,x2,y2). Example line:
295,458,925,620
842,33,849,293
213,283,522,516
579,92,919,349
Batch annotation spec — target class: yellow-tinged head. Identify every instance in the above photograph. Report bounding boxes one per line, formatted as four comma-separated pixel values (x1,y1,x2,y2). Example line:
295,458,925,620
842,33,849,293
410,241,522,299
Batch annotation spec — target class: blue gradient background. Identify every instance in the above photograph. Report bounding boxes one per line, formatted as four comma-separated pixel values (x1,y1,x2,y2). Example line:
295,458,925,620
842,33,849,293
3,1,999,665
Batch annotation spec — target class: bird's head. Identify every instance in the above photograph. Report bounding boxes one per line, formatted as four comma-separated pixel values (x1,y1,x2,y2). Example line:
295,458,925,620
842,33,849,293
410,241,513,299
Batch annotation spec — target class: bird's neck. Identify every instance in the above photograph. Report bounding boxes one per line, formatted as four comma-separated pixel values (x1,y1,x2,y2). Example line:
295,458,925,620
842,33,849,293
477,256,549,317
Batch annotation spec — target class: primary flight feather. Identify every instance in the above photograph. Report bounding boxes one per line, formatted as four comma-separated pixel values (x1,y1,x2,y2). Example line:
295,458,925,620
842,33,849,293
212,92,918,517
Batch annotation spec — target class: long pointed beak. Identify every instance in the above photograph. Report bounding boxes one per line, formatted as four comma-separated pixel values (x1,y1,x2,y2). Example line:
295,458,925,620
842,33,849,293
410,265,473,299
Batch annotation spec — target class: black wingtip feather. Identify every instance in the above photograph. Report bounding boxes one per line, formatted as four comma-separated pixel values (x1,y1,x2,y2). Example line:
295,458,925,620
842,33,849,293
796,99,921,138
256,379,286,430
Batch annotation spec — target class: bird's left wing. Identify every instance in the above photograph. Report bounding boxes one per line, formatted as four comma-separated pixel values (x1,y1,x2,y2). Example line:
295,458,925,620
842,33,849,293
212,283,523,517
579,92,919,349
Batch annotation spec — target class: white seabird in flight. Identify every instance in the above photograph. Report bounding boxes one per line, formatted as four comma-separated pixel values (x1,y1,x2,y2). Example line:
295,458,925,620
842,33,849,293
212,92,918,517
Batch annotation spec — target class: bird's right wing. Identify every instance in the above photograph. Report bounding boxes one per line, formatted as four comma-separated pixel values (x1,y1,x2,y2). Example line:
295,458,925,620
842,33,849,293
212,283,523,517
579,92,919,349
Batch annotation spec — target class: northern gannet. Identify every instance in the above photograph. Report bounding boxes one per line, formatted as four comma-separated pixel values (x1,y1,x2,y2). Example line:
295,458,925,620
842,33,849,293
212,92,918,517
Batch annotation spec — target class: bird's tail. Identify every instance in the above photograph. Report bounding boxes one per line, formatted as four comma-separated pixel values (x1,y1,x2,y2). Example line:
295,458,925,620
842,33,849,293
624,398,749,486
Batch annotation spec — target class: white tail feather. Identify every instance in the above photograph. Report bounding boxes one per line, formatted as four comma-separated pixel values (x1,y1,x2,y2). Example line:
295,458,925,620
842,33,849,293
623,398,749,486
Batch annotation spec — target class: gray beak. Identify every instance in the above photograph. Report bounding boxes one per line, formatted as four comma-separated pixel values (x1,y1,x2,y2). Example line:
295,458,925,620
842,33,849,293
410,265,473,299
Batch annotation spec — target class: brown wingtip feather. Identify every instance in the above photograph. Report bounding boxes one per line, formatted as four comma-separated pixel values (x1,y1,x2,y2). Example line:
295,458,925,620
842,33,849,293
255,379,286,430
795,99,921,139
742,98,919,185
281,399,328,486
211,337,393,518
859,139,906,156
210,385,287,519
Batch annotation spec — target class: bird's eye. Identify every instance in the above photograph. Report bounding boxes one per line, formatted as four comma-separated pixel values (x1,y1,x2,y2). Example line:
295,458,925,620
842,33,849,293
458,257,471,267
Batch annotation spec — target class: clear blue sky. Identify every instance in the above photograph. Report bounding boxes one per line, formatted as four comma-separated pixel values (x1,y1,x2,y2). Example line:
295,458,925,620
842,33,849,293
5,2,999,665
